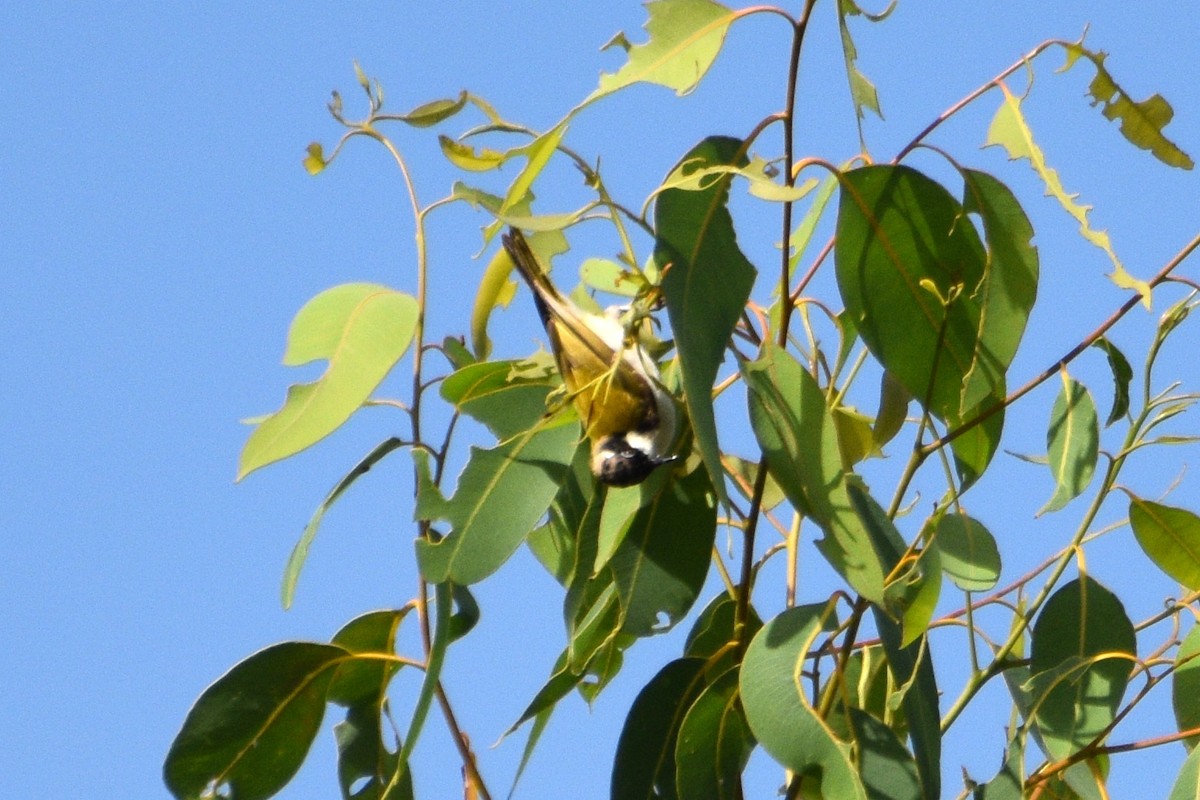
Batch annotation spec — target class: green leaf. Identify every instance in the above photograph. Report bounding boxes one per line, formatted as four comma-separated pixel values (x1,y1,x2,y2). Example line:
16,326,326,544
387,90,468,128
656,136,757,506
611,657,708,800
586,0,737,103
440,357,561,439
787,173,840,274
740,604,867,800
836,0,888,131
847,709,922,800
873,371,910,450
496,123,569,222
1091,337,1132,426
398,584,452,767
684,593,761,667
334,705,412,800
609,464,717,636
283,437,405,609
414,414,578,585
1169,745,1200,800
528,442,592,585
1063,44,1194,170
1030,577,1136,760
831,645,905,737
1129,497,1200,590
1039,375,1099,515
873,610,942,800
951,394,1004,491
329,611,413,800
1173,625,1200,751
328,609,408,706
469,246,518,360
902,533,943,648
973,735,1025,800
960,169,1039,413
935,512,1001,592
675,666,755,800
836,165,994,423
743,343,888,604
985,84,1150,305
238,284,418,479
164,642,347,800
725,455,786,511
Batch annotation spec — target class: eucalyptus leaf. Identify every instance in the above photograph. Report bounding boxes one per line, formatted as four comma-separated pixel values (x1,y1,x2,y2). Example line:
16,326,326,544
1128,497,1200,590
1029,577,1136,759
1173,625,1200,751
164,642,347,800
612,657,708,800
1038,375,1099,515
743,343,887,604
239,284,418,479
657,136,756,506
675,666,755,800
935,512,1001,592
741,605,867,799
1092,337,1132,426
587,0,737,103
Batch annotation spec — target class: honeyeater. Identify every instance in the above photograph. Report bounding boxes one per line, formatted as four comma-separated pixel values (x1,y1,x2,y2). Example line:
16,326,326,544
501,228,677,486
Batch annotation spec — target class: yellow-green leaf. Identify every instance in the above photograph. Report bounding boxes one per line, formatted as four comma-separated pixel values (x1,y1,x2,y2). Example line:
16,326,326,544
470,246,519,360
585,0,737,104
1063,43,1194,170
985,83,1151,306
238,284,418,479
438,134,507,172
302,142,326,176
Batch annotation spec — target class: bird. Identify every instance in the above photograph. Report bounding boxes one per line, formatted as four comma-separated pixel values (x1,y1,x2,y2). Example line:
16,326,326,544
500,227,677,486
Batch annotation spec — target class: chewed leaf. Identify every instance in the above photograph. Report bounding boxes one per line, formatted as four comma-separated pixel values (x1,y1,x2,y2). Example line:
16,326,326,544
985,83,1151,306
239,284,418,480
439,135,506,172
414,415,577,585
837,0,893,134
164,642,348,800
1063,43,1194,170
586,0,738,103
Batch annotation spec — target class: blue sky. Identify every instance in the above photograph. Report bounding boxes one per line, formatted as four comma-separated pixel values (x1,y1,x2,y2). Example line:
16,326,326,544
4,2,1199,798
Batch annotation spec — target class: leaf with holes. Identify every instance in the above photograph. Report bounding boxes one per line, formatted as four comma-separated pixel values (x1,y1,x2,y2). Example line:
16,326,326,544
587,0,737,103
164,642,347,800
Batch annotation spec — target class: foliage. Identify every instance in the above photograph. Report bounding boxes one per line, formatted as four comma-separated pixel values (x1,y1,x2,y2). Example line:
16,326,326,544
164,3,1200,799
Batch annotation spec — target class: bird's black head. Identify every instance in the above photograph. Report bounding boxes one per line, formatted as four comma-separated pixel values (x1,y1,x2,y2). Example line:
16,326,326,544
592,436,672,487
